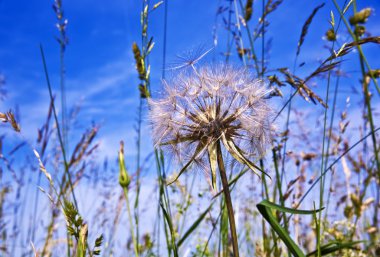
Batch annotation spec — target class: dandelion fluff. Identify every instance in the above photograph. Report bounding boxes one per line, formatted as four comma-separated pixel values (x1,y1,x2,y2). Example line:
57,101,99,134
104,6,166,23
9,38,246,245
149,64,275,186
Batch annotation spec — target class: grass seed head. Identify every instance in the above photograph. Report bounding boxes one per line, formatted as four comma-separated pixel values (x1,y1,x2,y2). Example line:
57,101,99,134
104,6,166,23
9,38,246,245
0,110,20,132
349,8,372,25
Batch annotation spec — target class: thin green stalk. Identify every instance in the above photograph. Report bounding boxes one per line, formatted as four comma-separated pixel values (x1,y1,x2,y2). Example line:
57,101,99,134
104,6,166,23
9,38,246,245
273,87,299,123
154,176,162,256
40,45,78,208
334,0,380,230
316,2,348,252
153,1,168,254
261,160,279,256
261,161,269,255
258,2,283,252
40,45,78,257
273,149,288,233
237,0,261,75
123,187,139,257
162,172,176,256
217,141,239,257
331,0,380,94
154,150,177,257
219,199,228,257
202,210,222,257
260,0,265,78
318,0,346,229
134,0,151,249
352,0,380,230
233,0,246,66
160,200,178,257
278,0,300,191
178,173,197,236
288,127,380,220
317,41,332,257
323,70,341,220
60,33,68,153
218,198,222,257
225,0,233,64
134,97,143,252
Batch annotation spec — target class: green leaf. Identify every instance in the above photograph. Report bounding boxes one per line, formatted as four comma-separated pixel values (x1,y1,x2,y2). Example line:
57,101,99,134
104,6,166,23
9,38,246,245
257,200,324,257
307,240,365,256
160,202,179,257
259,200,324,215
160,202,174,234
177,203,213,247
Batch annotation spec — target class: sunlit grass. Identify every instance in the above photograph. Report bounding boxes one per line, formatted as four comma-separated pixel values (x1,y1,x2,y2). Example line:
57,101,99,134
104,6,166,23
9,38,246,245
0,0,379,256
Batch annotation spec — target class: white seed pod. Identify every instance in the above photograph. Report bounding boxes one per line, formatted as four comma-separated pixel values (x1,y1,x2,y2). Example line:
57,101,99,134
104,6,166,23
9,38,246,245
149,64,275,188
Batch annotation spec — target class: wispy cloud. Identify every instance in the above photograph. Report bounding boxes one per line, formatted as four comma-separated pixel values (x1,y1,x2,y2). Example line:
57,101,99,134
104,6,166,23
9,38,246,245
1,50,143,160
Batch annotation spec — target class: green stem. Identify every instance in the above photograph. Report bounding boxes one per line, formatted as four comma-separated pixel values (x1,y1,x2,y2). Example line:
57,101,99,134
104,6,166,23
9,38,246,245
237,0,260,75
233,0,246,66
261,160,279,256
225,0,233,64
350,0,380,230
217,141,239,257
134,97,143,250
123,187,139,257
40,45,77,207
332,0,380,94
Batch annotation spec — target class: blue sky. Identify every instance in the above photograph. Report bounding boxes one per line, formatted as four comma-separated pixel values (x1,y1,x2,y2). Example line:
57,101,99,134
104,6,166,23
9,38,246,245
0,0,379,166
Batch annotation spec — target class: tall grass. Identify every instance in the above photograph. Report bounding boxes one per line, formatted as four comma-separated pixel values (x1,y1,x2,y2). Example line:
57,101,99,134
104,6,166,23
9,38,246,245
0,0,379,256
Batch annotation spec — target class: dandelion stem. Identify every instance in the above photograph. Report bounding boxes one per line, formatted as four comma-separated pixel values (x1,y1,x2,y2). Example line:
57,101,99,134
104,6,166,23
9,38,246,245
217,140,239,257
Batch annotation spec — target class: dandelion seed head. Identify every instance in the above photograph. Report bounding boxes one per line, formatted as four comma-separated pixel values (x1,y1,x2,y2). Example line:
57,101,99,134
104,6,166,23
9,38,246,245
149,64,275,182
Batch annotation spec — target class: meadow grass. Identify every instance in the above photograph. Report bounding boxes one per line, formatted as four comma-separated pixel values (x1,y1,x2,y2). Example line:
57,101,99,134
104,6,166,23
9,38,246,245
0,0,379,256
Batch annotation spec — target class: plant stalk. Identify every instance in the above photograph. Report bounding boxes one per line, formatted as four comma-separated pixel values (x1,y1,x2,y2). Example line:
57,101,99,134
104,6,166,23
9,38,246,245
123,187,139,257
217,141,239,257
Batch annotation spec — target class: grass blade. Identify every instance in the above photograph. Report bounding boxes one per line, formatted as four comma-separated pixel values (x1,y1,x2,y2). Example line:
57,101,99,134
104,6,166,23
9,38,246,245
306,240,365,256
257,200,323,257
177,203,213,247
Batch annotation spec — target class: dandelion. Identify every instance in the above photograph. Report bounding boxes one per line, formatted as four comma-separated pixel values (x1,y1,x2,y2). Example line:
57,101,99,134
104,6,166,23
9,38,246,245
149,64,275,257
150,64,274,186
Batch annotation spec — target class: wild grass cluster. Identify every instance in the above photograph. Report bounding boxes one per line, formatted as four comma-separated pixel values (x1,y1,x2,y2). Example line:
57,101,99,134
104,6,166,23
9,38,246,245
0,0,380,256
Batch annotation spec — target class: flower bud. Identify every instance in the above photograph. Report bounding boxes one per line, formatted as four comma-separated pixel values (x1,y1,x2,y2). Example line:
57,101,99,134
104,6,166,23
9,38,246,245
119,141,131,188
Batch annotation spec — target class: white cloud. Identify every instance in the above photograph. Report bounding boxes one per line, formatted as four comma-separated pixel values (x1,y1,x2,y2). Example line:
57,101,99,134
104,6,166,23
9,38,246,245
1,50,144,160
